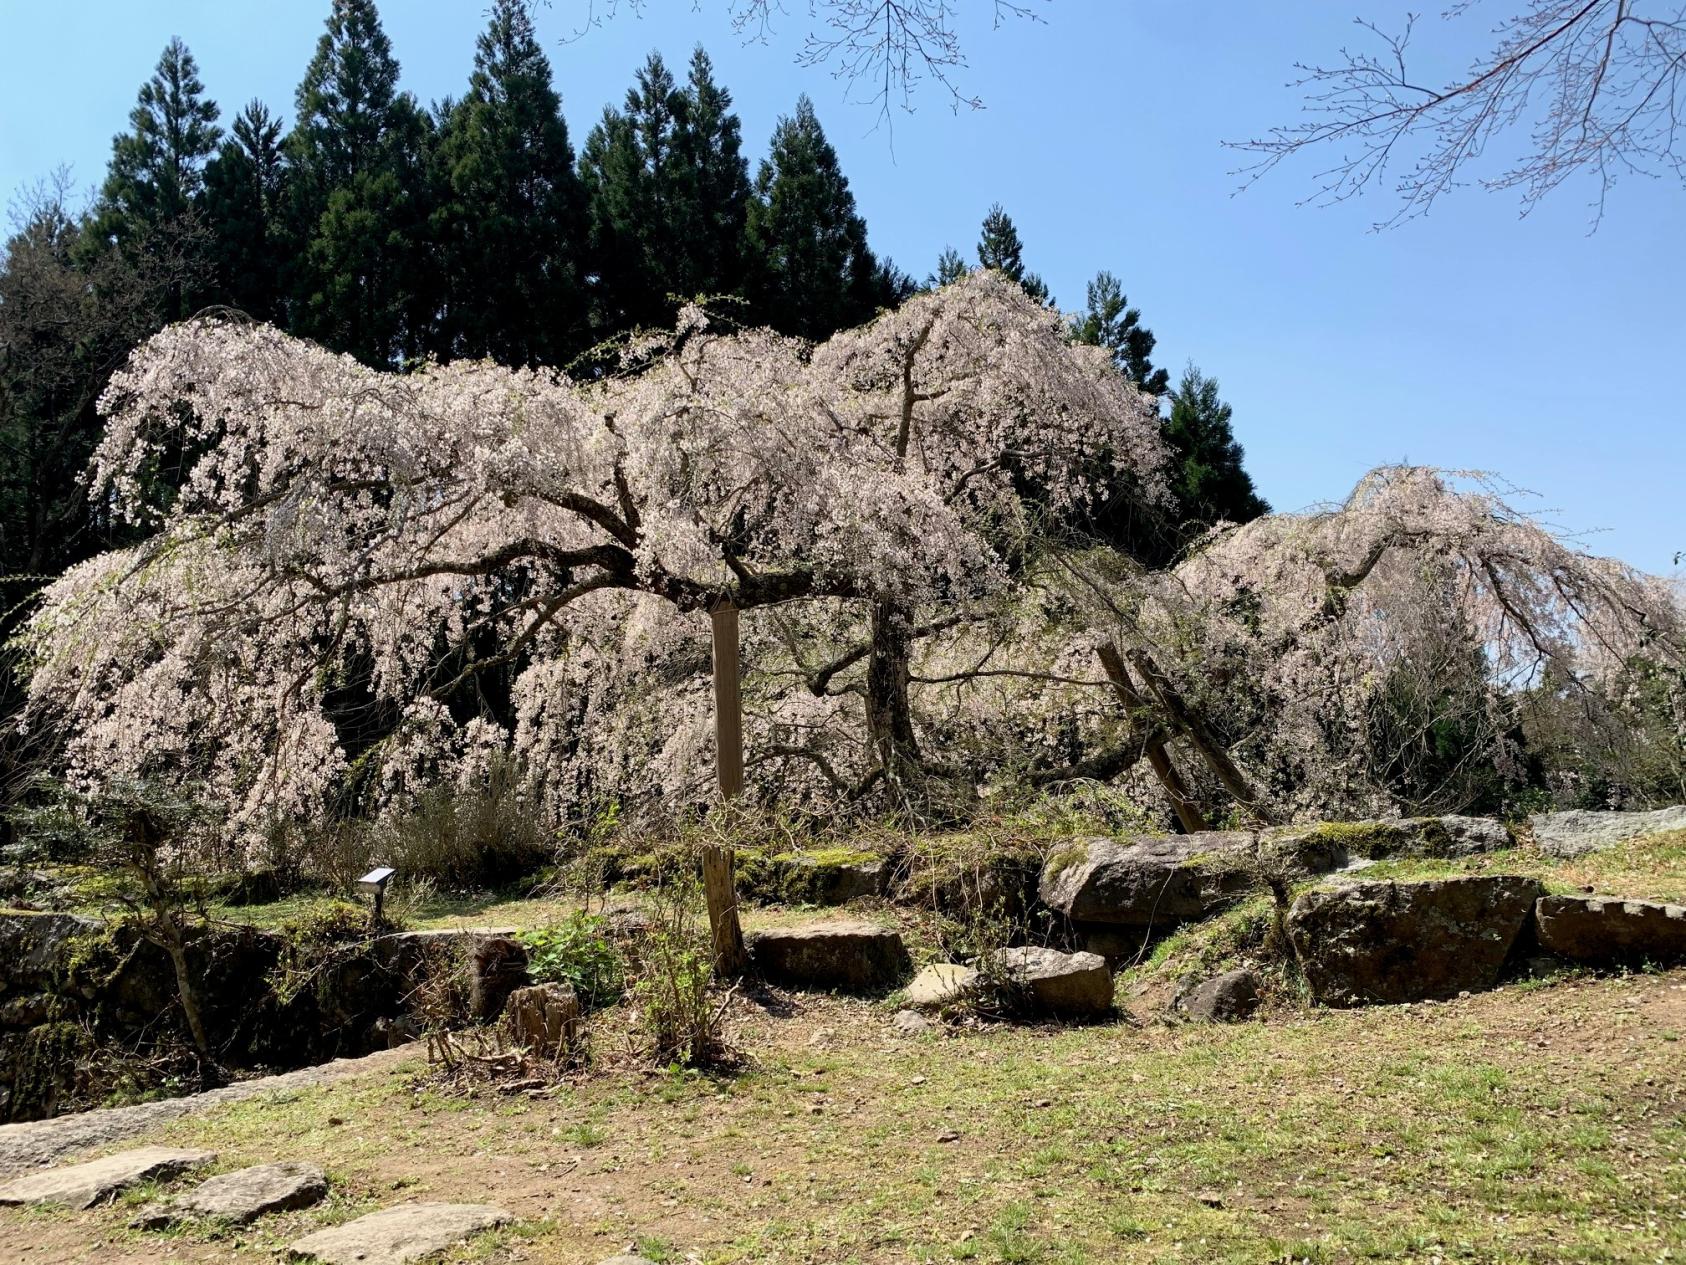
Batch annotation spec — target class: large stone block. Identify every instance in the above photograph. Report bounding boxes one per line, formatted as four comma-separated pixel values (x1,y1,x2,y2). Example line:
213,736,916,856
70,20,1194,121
1039,834,1255,930
0,912,102,995
747,921,912,993
1287,875,1544,1006
1535,894,1686,964
1529,807,1686,858
989,946,1114,1018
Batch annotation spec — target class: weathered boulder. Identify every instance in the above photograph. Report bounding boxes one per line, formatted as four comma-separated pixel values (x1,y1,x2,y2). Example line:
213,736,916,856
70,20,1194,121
0,912,102,993
904,962,981,1009
0,1146,215,1210
989,946,1114,1018
891,1009,936,1036
1040,834,1256,930
1529,807,1686,858
132,1161,328,1228
1264,816,1512,863
287,1202,511,1264
1287,875,1544,1006
750,851,887,905
748,921,911,993
1535,894,1686,964
1175,968,1262,1023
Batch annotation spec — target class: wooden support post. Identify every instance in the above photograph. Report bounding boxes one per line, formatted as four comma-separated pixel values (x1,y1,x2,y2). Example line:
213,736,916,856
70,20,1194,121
712,601,744,798
706,600,749,977
1124,645,1272,824
1097,641,1209,834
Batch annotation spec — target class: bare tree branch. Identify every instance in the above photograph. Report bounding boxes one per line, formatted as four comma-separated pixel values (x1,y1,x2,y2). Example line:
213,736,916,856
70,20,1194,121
1231,2,1686,228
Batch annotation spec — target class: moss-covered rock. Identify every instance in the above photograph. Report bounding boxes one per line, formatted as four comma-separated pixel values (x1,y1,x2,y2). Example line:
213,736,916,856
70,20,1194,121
742,848,886,906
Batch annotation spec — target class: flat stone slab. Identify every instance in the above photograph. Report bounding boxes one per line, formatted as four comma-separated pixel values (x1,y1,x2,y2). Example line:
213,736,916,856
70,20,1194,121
148,1161,327,1226
990,945,1114,1018
748,921,912,993
0,1146,215,1210
1536,894,1686,964
1263,816,1513,862
904,962,981,1009
288,1202,511,1264
1529,806,1686,858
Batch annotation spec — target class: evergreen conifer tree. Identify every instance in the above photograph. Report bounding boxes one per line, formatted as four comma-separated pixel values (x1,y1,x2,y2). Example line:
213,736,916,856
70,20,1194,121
581,50,752,336
930,246,968,288
203,101,286,319
1163,364,1269,528
1071,270,1170,396
90,37,221,319
96,38,222,247
284,0,433,364
746,96,881,339
677,49,751,305
975,203,1049,304
433,0,586,364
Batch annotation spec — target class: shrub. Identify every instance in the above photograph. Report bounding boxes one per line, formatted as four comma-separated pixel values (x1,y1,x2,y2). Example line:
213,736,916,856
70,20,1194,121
626,878,728,1067
376,764,554,889
518,913,624,1011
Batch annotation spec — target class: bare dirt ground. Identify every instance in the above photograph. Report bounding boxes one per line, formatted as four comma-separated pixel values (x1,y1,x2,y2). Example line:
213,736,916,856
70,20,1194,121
2,968,1683,1264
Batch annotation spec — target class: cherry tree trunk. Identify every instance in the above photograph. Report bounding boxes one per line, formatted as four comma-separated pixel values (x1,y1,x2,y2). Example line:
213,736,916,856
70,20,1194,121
865,600,923,797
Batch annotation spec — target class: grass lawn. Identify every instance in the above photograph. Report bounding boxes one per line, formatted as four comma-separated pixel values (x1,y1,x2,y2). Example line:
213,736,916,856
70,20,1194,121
3,967,1683,1264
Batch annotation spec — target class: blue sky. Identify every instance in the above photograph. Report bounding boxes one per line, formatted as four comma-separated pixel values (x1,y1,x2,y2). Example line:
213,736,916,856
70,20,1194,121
2,1,1680,574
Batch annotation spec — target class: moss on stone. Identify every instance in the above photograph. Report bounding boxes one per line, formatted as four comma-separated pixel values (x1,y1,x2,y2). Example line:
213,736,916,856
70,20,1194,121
741,848,885,906
9,1020,90,1119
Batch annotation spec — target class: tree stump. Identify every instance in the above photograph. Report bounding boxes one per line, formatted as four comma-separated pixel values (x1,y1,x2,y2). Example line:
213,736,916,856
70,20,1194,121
503,983,583,1062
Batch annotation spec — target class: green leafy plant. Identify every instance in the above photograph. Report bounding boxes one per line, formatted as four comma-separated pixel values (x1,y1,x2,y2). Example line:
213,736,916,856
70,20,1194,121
626,878,728,1067
517,912,624,1011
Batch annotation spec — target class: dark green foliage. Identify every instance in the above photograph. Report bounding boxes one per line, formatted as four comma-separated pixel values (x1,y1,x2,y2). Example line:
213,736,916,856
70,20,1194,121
1071,271,1169,396
284,0,433,364
1162,365,1269,529
203,101,287,319
580,49,752,335
929,245,968,288
432,0,586,364
678,48,753,310
0,194,166,582
1365,613,1515,814
746,97,886,339
518,912,625,1010
975,203,1049,304
93,38,221,259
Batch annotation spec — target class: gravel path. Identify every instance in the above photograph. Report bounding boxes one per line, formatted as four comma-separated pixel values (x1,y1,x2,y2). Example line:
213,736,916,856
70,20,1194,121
0,1047,411,1175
